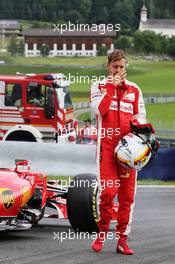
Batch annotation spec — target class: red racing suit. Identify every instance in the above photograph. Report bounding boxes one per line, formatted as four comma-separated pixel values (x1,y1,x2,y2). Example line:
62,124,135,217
90,79,146,236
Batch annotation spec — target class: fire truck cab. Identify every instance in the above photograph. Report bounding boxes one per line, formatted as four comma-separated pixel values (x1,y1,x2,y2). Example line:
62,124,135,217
0,73,75,143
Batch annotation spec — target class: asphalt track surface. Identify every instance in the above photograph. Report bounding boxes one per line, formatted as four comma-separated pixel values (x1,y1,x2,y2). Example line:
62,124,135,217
0,187,175,264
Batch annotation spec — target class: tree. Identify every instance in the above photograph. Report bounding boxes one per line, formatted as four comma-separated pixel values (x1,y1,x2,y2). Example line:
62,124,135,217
66,10,83,23
132,31,163,54
132,31,146,53
100,7,109,23
0,0,9,18
143,31,160,54
154,7,161,18
17,39,25,55
114,36,132,51
132,30,173,55
111,0,135,32
7,37,25,56
159,34,169,54
167,37,175,57
163,9,171,19
147,0,156,18
26,6,33,20
97,46,108,56
88,0,108,24
40,44,50,57
7,37,18,56
0,0,175,31
78,0,92,22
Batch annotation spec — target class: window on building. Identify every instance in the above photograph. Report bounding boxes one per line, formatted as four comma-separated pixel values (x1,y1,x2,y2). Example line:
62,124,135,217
67,43,72,50
76,43,82,50
5,83,22,106
28,43,33,49
57,43,63,50
85,43,92,50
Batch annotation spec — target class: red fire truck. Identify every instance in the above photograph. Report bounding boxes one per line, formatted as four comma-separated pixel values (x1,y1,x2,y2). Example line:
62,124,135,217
0,73,75,143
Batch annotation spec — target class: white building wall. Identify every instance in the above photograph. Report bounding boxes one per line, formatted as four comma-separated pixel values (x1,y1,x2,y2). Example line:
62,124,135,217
139,24,175,37
25,43,40,57
24,43,28,57
25,41,114,57
92,43,97,56
149,27,175,37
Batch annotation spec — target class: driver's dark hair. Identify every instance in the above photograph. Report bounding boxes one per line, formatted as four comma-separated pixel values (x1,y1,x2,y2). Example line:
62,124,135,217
108,49,126,64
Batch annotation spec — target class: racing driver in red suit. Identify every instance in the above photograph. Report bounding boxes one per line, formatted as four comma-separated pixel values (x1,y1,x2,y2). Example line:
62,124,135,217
90,50,146,255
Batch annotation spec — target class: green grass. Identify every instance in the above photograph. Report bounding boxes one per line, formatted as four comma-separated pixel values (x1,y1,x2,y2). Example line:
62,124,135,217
129,61,175,94
77,103,175,130
0,59,175,95
9,55,107,66
78,112,91,121
146,103,175,130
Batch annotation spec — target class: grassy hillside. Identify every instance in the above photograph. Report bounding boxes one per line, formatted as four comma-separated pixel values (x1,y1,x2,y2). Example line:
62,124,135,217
7,55,106,66
0,60,175,96
146,103,175,130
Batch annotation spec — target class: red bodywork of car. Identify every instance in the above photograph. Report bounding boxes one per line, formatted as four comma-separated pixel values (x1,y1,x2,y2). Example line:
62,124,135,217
0,161,67,230
0,169,35,217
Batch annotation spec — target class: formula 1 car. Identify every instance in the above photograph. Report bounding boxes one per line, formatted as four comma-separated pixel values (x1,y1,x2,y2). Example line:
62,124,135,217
0,160,101,232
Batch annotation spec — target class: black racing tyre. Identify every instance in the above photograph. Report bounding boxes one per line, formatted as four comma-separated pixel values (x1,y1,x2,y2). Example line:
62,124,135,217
6,131,37,142
27,188,42,209
67,173,99,233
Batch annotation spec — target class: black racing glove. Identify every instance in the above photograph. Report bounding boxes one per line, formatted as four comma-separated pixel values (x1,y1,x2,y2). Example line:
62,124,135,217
130,122,160,155
130,122,155,135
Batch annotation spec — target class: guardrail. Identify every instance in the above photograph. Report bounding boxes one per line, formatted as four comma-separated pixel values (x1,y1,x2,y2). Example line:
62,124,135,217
73,96,175,109
156,129,175,138
73,102,90,109
157,137,175,148
0,141,174,180
144,96,175,104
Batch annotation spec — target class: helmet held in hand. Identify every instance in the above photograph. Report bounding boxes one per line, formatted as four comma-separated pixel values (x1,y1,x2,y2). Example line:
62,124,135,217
114,133,153,171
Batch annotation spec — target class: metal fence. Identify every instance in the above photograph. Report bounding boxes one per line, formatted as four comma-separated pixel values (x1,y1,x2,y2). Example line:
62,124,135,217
73,96,175,139
157,137,175,148
144,95,175,104
73,95,175,109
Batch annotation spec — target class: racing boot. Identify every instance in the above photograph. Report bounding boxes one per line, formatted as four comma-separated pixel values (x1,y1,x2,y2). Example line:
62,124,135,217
91,231,106,252
116,235,134,255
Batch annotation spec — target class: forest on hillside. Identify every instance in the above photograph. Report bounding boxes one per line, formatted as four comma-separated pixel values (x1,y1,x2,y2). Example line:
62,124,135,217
0,0,175,30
